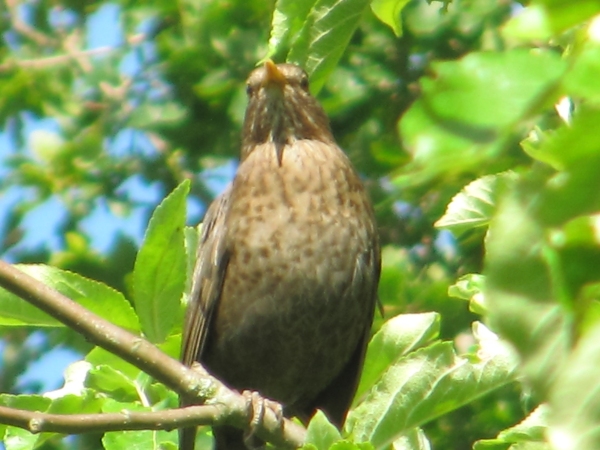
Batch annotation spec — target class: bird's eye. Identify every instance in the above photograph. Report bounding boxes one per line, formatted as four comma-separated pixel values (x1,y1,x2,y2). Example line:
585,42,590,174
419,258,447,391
246,83,254,96
299,76,309,91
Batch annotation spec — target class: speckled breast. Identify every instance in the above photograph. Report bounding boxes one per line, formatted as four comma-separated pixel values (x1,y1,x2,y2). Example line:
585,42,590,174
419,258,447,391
202,138,378,409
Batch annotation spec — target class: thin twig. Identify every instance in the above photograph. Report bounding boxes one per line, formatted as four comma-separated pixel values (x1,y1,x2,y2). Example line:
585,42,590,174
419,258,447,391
0,47,114,73
0,404,223,434
6,0,57,47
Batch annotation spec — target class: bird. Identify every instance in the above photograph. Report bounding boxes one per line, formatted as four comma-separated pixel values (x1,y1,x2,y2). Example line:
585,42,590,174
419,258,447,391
180,60,380,450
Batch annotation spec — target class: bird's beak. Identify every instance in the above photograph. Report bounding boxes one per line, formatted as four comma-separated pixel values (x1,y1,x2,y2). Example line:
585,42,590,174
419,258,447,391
263,60,287,90
263,60,287,166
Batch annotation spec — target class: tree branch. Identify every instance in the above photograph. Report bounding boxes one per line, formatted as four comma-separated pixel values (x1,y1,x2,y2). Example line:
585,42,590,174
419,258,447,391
0,404,222,434
6,0,57,47
0,398,301,442
0,46,118,73
0,261,306,448
0,32,146,74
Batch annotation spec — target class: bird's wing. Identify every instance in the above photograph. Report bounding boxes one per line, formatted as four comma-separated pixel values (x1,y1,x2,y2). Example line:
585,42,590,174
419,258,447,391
307,226,381,427
181,187,231,367
179,188,231,450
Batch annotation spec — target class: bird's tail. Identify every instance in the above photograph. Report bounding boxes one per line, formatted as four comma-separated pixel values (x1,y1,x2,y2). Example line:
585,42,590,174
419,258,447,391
179,426,197,450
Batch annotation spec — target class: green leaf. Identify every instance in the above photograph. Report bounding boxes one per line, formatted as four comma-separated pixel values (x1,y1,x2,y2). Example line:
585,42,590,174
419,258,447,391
1,391,103,449
503,2,600,41
101,399,177,450
377,246,411,308
287,0,371,93
86,365,139,402
500,404,548,443
395,99,503,186
29,130,65,163
158,332,183,360
2,394,52,450
548,322,600,450
355,312,440,402
304,410,343,449
348,329,517,449
474,404,550,449
435,173,516,236
86,347,141,380
527,105,600,171
448,274,487,315
391,428,431,450
268,0,316,59
565,44,600,102
538,167,600,227
46,391,103,415
128,102,187,130
422,50,565,130
44,361,92,399
141,377,179,410
370,0,410,36
330,442,373,450
133,181,190,343
0,394,52,416
475,441,548,450
484,176,570,398
0,265,140,331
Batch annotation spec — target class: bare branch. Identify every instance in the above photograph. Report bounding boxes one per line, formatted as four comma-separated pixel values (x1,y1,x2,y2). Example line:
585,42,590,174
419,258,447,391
0,47,114,73
0,392,304,447
0,33,147,74
0,261,306,448
0,261,192,395
6,0,57,47
0,404,223,434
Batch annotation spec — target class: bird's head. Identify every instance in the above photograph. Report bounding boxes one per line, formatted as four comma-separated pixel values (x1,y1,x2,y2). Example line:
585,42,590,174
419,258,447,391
241,60,333,164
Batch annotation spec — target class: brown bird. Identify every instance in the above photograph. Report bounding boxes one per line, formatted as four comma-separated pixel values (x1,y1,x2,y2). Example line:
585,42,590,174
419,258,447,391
180,60,380,450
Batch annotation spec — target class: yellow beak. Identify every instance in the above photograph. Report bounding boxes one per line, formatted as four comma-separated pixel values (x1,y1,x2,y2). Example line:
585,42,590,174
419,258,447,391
263,60,287,89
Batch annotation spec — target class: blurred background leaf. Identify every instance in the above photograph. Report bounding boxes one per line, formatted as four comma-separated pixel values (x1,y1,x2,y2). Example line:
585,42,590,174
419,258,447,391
3,0,600,449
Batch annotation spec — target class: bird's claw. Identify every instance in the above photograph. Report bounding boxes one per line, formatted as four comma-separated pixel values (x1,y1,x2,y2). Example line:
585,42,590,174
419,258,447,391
242,390,283,449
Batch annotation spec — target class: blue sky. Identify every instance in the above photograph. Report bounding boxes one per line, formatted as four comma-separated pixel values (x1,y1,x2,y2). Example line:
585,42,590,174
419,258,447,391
0,2,241,402
0,3,177,398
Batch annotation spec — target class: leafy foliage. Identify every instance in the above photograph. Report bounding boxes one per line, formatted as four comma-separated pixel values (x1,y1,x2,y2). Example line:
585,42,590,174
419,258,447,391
2,0,600,449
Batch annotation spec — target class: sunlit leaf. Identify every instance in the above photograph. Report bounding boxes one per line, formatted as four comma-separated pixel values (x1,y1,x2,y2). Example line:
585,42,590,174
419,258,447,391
355,312,440,402
305,410,343,449
287,0,371,93
133,181,189,343
370,0,410,36
0,265,140,331
435,173,516,236
349,327,517,449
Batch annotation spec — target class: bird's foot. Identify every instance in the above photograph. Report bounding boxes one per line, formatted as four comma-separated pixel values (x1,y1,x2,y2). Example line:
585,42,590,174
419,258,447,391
242,390,283,449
